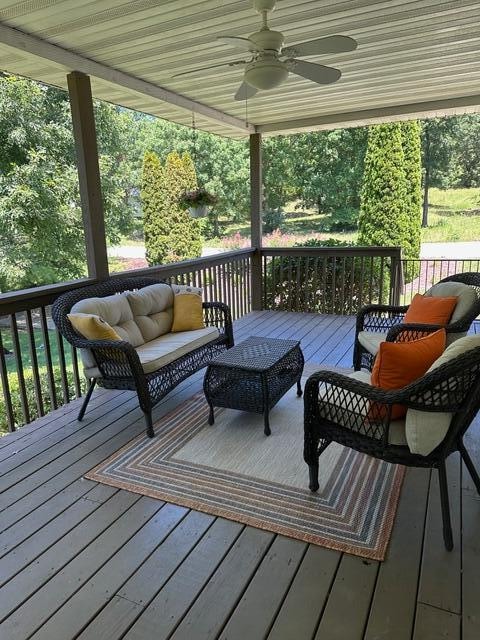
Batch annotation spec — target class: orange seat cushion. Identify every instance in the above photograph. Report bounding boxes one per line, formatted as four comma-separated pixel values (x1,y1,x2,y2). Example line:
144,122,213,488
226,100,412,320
403,293,457,325
370,329,446,419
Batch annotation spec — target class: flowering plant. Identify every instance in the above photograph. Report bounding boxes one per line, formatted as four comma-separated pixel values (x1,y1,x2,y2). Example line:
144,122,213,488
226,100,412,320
179,188,218,208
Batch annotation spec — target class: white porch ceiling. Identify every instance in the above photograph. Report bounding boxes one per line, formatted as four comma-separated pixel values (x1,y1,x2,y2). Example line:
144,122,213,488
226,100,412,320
0,0,480,138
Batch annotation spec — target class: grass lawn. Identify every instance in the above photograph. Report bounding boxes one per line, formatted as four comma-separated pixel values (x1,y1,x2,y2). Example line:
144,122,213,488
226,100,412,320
421,187,480,242
2,326,74,374
206,188,480,247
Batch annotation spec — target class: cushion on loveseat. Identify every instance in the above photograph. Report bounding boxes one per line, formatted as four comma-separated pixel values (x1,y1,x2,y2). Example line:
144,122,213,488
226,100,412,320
125,283,174,342
71,293,144,346
135,327,219,374
84,326,219,378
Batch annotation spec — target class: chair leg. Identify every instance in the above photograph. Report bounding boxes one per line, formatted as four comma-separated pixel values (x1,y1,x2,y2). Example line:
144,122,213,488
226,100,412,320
353,342,361,371
78,379,96,421
458,440,480,495
438,460,454,551
144,410,154,438
309,463,319,492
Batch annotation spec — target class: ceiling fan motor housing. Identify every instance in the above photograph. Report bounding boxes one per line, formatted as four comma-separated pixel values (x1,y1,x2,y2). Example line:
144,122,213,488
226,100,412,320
253,0,276,13
249,29,284,52
245,55,289,89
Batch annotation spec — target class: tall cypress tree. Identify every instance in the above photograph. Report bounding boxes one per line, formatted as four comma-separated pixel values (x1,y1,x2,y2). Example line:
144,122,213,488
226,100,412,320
163,151,202,262
141,150,202,264
358,123,411,259
401,120,422,266
141,151,170,266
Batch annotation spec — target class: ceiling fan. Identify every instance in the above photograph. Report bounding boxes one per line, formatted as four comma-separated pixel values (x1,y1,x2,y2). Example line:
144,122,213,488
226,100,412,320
173,0,357,101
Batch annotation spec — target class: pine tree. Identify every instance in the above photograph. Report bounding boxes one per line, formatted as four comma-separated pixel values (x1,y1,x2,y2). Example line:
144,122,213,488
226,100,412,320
141,150,202,265
401,120,422,265
358,123,411,258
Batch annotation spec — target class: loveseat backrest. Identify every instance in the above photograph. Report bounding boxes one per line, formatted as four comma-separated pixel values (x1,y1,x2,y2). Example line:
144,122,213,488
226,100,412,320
52,277,170,347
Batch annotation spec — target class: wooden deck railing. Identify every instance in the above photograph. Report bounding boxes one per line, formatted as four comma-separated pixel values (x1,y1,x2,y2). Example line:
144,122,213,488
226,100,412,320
261,247,403,314
0,249,254,433
3,246,480,434
401,258,480,304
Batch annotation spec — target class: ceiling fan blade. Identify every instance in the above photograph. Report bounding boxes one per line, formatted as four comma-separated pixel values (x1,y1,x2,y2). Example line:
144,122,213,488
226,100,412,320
172,60,246,78
217,36,254,51
283,35,357,57
234,81,258,101
288,59,341,85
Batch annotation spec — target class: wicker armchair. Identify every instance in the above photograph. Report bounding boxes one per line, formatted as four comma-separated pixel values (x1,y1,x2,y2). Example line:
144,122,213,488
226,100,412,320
304,344,480,550
52,277,233,437
353,273,480,371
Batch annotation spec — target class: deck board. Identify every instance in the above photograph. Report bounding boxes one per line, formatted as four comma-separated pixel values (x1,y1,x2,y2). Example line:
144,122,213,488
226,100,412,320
0,310,478,640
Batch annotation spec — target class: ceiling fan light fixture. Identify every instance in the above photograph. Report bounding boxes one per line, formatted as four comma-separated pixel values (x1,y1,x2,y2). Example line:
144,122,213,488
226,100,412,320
244,57,288,89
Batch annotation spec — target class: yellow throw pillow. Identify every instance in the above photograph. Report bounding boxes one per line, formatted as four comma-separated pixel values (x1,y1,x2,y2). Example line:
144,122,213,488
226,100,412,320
68,313,122,341
171,285,205,332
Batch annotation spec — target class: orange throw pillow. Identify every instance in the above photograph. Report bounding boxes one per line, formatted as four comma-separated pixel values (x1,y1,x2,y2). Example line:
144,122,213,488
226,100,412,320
370,329,446,420
403,293,457,325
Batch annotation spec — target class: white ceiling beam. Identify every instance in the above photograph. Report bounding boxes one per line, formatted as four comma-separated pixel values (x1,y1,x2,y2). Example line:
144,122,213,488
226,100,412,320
0,22,254,134
258,94,480,135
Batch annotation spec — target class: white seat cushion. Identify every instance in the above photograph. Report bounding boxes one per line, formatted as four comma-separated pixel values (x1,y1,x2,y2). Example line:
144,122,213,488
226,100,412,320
135,327,220,374
357,331,387,355
318,370,407,446
84,327,220,378
406,334,480,456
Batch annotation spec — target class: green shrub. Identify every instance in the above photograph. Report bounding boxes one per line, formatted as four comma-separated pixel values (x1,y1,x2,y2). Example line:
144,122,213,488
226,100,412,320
263,209,285,233
0,366,85,435
321,207,358,232
264,238,391,315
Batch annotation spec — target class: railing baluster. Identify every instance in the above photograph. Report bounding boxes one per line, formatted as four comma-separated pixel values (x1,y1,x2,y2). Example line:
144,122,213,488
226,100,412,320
55,330,70,404
340,256,346,313
10,313,30,425
330,256,336,314
379,256,385,304
40,307,58,411
25,309,44,417
71,345,82,399
0,326,15,432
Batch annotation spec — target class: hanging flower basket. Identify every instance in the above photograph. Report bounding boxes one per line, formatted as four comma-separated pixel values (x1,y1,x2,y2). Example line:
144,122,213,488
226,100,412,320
179,188,218,218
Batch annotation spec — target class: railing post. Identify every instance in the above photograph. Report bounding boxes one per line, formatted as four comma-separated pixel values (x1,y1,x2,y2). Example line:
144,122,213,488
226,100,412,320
390,248,404,306
67,71,109,281
250,131,263,311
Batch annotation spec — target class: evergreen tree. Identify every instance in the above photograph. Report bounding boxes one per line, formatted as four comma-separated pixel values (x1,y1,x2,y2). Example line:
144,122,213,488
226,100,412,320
141,151,170,265
141,150,202,265
358,123,411,259
401,120,422,263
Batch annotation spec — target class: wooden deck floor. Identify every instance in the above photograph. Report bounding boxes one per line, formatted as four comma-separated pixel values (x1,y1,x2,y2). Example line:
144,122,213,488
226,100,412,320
0,311,479,640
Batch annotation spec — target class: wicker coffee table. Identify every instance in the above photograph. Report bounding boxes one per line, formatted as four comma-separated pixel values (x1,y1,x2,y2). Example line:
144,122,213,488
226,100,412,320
203,336,304,436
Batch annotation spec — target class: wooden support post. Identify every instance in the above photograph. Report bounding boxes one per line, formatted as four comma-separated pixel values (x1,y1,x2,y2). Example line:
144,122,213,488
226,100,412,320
250,132,263,310
67,71,109,281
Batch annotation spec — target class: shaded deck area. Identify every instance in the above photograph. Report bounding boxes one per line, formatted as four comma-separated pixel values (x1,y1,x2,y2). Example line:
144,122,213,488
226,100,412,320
0,311,479,640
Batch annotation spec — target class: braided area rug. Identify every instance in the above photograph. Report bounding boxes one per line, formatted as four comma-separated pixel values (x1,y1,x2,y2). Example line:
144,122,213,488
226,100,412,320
86,376,404,561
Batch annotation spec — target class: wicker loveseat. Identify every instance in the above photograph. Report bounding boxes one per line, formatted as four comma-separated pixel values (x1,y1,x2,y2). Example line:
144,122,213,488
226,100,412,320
52,277,233,437
353,272,480,372
304,335,480,550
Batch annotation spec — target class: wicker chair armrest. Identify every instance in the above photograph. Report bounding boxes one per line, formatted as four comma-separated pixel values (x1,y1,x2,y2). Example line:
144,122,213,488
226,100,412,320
386,322,444,343
85,339,144,381
356,304,409,334
203,301,234,347
304,370,406,406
